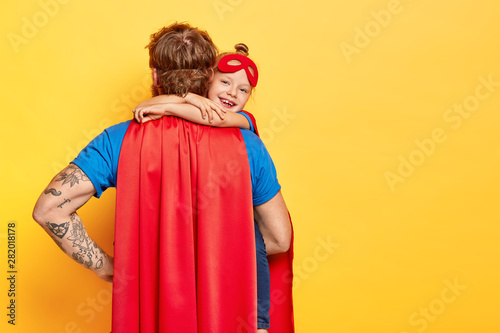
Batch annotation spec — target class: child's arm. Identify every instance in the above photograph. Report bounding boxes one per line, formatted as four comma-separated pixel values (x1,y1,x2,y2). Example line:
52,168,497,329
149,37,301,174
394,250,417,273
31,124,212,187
134,102,250,130
136,93,225,123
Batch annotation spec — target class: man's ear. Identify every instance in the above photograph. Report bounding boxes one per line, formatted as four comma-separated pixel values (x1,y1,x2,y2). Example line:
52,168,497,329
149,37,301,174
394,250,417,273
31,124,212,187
208,68,214,83
152,68,159,86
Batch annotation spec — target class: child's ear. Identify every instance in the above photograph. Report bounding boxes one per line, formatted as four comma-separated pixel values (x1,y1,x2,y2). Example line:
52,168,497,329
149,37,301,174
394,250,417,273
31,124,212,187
152,68,159,86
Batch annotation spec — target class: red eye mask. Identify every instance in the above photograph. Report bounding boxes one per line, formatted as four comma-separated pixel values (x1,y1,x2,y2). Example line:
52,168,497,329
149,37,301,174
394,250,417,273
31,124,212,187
217,54,259,87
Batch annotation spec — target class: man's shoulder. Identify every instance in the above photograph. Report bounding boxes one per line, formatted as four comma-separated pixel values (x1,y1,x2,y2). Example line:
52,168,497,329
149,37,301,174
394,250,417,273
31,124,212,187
239,128,271,163
103,120,132,138
239,128,264,149
93,119,132,149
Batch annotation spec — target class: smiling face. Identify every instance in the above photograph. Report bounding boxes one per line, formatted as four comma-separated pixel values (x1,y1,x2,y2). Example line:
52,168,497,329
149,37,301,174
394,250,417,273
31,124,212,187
208,69,252,112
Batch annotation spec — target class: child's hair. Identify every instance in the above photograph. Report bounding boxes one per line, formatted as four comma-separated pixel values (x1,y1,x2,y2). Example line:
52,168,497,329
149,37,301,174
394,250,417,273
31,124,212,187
215,43,257,83
146,22,218,97
233,43,250,56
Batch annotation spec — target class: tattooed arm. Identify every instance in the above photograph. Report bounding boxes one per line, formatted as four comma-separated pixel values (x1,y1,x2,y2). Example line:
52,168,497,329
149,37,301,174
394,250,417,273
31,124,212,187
33,164,113,282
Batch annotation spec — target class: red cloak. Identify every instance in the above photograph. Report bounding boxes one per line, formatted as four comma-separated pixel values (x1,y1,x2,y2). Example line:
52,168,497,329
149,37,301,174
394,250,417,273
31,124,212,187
241,111,295,333
113,116,294,332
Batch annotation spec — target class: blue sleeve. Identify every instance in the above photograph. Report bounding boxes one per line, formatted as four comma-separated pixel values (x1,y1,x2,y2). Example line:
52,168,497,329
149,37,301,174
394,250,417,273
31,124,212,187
240,129,281,205
237,111,255,133
71,120,131,198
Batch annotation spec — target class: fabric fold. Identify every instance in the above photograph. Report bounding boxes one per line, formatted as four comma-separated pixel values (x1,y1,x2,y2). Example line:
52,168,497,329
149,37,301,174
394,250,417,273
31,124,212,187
112,116,294,332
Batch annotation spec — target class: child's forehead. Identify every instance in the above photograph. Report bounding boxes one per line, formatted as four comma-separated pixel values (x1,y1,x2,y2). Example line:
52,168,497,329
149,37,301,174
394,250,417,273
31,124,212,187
218,60,255,76
215,71,251,85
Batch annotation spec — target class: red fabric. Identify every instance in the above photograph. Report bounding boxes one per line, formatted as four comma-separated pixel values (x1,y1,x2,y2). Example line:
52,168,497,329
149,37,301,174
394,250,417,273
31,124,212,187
240,111,260,137
113,114,295,332
241,110,295,333
113,118,256,332
267,222,295,333
218,54,259,87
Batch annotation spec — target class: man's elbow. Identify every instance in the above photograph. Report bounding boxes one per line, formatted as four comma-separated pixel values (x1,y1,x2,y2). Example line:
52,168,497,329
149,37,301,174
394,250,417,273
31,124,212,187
274,233,291,253
32,205,45,225
32,198,53,225
275,241,290,253
277,220,292,253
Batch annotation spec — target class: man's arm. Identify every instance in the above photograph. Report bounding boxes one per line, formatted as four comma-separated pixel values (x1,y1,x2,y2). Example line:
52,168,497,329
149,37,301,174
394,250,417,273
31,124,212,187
32,164,113,282
253,191,291,255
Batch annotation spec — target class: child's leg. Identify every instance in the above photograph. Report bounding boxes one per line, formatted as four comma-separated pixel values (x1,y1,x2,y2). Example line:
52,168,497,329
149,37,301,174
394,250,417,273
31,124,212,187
254,221,271,330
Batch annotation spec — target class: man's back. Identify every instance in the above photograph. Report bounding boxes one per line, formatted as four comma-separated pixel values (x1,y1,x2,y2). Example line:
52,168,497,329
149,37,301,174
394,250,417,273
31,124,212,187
69,117,289,332
112,118,267,332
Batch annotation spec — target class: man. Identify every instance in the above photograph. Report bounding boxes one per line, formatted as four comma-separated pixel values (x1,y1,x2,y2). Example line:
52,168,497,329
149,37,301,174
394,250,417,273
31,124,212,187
33,22,292,332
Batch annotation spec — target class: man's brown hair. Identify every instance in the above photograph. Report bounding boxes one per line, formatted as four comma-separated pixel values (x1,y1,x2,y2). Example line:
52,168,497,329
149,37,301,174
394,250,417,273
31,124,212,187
146,22,218,97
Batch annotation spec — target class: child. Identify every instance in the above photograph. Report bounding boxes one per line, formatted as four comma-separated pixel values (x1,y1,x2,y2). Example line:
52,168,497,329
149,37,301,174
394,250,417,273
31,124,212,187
133,44,277,332
133,43,256,132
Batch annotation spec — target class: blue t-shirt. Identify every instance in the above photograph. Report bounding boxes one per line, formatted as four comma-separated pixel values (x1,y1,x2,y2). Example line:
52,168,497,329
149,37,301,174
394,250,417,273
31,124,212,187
72,115,280,206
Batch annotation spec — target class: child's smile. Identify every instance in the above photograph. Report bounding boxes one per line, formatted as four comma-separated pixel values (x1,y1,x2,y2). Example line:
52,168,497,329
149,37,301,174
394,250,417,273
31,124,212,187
208,70,251,112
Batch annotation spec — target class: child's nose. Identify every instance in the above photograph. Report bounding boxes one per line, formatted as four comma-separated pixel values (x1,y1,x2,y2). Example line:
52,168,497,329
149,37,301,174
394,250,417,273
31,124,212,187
227,87,237,97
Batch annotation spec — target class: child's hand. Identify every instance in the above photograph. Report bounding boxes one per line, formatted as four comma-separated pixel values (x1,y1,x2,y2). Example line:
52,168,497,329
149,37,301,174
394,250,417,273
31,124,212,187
185,93,226,123
133,104,169,124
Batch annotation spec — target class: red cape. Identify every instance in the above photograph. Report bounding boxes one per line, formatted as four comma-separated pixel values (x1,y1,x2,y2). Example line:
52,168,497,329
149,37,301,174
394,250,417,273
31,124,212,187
241,111,295,333
113,116,294,332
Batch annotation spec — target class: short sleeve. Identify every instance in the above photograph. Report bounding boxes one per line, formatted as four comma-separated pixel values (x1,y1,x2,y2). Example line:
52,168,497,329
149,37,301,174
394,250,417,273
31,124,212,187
240,129,281,205
237,111,255,133
71,120,131,198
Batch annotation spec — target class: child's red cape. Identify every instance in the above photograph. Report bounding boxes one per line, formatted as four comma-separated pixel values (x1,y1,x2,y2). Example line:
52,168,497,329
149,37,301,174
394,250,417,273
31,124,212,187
112,116,294,332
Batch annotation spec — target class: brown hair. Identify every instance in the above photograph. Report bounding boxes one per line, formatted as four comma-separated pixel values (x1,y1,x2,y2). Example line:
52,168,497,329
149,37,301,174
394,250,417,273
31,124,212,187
146,22,218,97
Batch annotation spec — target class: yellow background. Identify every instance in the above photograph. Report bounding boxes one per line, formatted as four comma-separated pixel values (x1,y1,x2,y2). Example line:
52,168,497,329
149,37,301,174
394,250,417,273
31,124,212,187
1,0,499,332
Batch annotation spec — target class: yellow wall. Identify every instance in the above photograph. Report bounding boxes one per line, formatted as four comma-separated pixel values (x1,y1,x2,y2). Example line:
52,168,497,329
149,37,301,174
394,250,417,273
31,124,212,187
1,0,499,332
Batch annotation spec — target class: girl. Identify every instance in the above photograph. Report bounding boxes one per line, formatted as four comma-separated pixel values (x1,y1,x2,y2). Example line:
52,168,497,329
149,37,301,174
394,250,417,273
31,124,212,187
133,44,286,332
133,44,256,133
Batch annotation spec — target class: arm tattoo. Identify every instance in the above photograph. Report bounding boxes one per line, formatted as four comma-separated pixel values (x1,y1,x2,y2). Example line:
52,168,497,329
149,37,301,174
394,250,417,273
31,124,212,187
46,222,70,239
67,214,105,270
56,165,90,187
96,258,103,269
57,198,72,209
53,239,67,254
44,188,62,196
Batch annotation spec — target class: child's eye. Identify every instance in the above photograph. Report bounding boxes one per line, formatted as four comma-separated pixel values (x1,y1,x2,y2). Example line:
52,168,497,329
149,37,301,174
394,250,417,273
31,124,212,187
221,80,229,85
240,88,248,93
